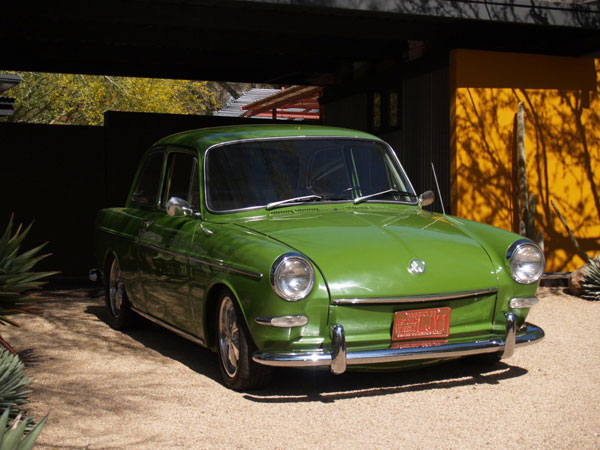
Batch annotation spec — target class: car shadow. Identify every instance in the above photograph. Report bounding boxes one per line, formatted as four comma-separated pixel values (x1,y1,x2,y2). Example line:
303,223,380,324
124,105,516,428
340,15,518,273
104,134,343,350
84,304,223,384
86,301,528,402
243,360,528,403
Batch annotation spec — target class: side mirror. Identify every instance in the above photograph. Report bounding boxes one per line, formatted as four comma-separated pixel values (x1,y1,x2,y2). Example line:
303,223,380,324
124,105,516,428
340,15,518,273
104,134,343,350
166,196,198,217
418,190,435,207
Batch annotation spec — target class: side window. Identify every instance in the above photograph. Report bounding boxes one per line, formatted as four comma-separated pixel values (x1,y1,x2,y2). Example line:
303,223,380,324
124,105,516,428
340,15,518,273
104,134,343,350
162,152,199,209
131,152,164,207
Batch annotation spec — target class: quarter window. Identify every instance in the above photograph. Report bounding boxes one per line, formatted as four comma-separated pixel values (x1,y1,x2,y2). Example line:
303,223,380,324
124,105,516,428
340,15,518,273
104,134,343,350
131,152,164,207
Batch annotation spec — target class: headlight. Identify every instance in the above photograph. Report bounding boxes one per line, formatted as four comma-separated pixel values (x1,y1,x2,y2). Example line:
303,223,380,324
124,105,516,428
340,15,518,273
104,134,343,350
270,253,315,301
507,240,545,284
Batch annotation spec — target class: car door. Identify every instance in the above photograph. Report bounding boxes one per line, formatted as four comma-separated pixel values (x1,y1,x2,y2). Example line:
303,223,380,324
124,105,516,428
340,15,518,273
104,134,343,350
125,150,167,311
137,148,200,334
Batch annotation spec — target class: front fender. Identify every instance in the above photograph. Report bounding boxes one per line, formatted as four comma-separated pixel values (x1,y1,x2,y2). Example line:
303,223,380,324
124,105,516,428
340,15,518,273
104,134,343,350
191,222,331,352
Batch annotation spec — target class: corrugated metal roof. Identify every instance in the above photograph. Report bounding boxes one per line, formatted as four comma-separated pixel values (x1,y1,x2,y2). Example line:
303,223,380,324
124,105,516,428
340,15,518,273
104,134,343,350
0,73,21,94
216,87,320,121
215,88,280,118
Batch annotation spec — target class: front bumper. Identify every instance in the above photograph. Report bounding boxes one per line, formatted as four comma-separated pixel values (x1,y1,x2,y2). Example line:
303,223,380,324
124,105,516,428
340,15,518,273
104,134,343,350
252,313,544,374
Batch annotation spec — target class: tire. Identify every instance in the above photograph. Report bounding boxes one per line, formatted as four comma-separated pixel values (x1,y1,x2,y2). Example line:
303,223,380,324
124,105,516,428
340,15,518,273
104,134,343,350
104,256,135,330
216,290,272,390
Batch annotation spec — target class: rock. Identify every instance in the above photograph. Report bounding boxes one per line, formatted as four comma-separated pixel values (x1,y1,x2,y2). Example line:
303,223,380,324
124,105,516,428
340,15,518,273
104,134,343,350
569,265,587,296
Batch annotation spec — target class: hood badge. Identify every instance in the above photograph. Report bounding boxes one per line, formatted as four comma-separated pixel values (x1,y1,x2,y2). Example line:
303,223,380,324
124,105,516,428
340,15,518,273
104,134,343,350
408,258,427,274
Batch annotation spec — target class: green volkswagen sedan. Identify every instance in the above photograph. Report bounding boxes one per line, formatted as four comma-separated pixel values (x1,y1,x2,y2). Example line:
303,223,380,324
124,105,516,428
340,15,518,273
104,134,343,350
92,124,544,390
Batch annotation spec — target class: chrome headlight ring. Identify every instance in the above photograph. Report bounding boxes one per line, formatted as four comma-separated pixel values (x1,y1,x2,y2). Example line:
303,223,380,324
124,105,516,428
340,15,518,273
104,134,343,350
506,239,545,284
270,252,315,301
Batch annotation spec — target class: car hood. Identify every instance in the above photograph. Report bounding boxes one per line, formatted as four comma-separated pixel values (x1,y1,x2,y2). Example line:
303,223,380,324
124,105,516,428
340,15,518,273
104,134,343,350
237,207,498,299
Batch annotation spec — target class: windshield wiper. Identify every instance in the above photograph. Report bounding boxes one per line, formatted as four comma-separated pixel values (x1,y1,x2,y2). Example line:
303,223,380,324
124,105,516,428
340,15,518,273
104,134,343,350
353,188,417,205
266,195,323,210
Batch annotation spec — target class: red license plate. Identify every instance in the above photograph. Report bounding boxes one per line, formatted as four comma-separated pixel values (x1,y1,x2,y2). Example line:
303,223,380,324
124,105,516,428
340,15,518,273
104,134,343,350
392,307,451,341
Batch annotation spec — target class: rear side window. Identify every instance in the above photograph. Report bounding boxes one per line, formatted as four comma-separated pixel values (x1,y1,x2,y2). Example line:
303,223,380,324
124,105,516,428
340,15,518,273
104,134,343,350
131,152,164,206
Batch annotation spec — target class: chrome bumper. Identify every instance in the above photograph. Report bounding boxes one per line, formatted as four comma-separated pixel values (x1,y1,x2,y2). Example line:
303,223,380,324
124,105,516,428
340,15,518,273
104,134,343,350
252,313,544,375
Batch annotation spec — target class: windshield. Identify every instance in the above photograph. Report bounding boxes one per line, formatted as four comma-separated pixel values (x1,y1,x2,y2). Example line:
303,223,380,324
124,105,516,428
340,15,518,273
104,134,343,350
205,138,415,212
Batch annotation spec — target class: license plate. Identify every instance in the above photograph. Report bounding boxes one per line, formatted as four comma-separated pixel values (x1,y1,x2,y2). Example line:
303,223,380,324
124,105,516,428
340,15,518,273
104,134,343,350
392,307,451,341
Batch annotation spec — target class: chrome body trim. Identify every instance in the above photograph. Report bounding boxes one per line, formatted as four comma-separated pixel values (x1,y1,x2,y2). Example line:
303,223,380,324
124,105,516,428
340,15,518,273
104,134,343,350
506,239,534,260
332,287,498,305
137,241,263,279
97,226,134,240
203,136,418,215
255,315,309,328
509,297,539,309
252,321,544,373
131,307,205,346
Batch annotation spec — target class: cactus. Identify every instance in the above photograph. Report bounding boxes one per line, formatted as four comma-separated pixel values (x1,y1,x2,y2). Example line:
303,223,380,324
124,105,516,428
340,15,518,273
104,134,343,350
582,256,600,301
515,102,544,249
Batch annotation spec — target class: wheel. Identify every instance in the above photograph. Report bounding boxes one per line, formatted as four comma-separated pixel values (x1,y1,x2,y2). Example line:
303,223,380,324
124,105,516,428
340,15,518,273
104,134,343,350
105,256,135,330
216,290,272,390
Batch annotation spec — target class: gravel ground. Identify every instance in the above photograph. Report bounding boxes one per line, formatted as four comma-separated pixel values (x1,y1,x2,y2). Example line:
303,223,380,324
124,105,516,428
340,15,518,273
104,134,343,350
4,286,600,450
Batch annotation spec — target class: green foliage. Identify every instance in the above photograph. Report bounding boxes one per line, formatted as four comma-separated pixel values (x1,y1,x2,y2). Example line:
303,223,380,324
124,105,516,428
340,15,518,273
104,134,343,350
2,72,219,126
0,215,57,352
582,256,600,301
0,407,46,450
0,350,31,426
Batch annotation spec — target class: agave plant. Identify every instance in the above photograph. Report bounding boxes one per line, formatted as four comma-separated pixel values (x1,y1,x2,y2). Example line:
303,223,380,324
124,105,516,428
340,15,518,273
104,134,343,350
582,256,600,301
0,350,31,420
0,407,46,450
0,215,57,353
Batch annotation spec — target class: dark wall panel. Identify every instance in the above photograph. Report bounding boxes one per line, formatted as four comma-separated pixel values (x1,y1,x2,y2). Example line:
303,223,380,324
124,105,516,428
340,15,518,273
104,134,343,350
397,65,451,214
0,123,105,277
0,113,297,277
321,93,368,131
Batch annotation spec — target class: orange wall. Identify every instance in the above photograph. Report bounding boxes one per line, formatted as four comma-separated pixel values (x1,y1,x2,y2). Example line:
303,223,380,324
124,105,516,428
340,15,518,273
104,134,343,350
451,50,600,272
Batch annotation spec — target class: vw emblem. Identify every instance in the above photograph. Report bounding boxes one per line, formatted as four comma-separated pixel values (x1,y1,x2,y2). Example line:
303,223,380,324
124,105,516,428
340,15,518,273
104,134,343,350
408,258,427,274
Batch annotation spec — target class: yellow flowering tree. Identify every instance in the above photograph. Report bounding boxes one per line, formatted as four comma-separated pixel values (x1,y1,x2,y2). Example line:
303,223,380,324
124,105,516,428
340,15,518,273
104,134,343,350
3,72,219,125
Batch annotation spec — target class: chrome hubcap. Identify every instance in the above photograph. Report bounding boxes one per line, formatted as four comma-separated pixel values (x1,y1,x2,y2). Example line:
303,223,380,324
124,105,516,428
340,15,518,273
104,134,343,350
109,259,124,317
218,296,240,378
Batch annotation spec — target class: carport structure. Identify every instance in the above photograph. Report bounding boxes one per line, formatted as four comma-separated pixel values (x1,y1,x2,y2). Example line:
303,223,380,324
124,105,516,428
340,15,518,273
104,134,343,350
1,0,600,275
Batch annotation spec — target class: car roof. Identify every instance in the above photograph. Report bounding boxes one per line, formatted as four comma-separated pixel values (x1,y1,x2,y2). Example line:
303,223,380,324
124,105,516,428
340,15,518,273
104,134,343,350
153,124,382,152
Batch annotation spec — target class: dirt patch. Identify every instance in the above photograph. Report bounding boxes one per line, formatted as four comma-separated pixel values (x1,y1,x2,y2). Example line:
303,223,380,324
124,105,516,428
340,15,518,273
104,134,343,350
4,287,600,449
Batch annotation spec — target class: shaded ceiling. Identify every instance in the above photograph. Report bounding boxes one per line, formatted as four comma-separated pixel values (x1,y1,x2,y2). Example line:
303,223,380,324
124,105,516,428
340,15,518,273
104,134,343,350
2,0,600,86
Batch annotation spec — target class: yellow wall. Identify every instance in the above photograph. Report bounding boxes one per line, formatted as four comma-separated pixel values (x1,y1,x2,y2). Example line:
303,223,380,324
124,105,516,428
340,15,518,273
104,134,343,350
451,50,600,272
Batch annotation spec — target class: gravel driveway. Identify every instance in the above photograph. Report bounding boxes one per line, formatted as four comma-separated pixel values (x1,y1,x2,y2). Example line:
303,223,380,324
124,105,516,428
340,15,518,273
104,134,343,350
4,286,600,449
